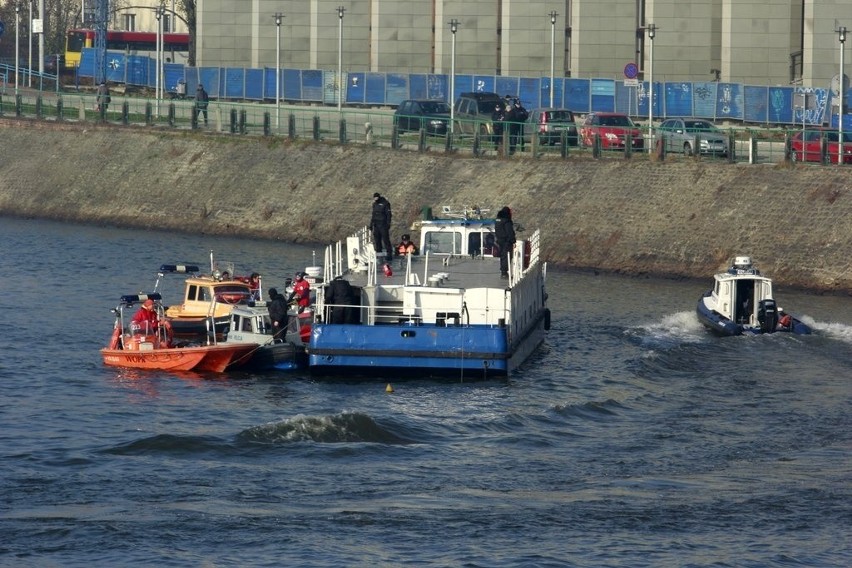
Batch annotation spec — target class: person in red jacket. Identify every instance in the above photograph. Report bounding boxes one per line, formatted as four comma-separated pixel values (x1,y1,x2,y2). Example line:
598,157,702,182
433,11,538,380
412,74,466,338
131,299,160,335
290,272,311,311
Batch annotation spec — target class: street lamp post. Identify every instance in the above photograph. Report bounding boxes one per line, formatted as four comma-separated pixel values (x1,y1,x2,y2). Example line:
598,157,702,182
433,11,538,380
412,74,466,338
449,19,459,137
27,0,32,87
274,13,284,129
14,2,20,95
155,5,164,116
337,6,346,113
838,25,847,157
647,23,657,153
549,11,557,107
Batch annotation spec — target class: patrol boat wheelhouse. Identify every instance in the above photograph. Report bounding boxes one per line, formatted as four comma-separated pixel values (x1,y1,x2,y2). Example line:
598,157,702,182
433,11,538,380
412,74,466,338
306,206,550,378
696,255,811,336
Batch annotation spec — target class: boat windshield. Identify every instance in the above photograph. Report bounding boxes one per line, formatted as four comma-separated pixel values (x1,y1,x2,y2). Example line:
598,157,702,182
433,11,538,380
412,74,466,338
422,231,463,255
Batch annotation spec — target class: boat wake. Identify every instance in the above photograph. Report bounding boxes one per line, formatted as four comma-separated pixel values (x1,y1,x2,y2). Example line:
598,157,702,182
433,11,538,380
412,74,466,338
625,311,706,348
799,315,852,344
236,412,416,445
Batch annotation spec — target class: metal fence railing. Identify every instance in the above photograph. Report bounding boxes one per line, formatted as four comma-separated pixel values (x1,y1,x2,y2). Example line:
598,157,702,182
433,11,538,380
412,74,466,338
1,90,849,166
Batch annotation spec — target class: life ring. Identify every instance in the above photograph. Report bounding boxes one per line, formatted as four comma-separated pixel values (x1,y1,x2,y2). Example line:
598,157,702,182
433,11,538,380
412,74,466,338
216,292,248,305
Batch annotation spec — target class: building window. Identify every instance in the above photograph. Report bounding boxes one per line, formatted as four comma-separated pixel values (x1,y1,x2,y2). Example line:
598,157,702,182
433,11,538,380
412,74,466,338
124,13,135,32
164,14,172,33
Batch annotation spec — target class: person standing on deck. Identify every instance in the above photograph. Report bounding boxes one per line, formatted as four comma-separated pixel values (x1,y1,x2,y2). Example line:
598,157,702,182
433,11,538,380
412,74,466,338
267,288,289,338
370,192,393,259
494,206,516,279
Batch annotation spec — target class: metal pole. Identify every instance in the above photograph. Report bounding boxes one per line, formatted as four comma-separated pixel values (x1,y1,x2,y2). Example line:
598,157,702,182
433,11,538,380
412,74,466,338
337,6,345,114
155,6,162,116
154,4,166,117
839,26,847,161
28,0,32,87
38,0,44,76
648,23,657,153
449,19,458,136
15,3,20,95
274,13,283,129
549,11,557,107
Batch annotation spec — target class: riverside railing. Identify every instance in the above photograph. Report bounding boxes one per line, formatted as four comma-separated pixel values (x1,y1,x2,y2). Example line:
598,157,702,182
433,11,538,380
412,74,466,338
1,90,847,166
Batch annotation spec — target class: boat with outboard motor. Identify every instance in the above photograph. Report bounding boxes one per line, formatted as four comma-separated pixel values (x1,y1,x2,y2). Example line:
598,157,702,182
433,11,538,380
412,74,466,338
222,302,310,371
305,206,550,378
153,252,259,341
696,255,811,336
100,293,260,372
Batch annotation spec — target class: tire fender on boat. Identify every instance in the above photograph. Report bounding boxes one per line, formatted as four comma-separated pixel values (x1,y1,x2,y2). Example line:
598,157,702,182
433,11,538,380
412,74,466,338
543,308,551,331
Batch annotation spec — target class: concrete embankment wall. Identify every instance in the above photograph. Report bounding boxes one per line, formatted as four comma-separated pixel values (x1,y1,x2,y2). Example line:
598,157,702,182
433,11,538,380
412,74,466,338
1,118,850,292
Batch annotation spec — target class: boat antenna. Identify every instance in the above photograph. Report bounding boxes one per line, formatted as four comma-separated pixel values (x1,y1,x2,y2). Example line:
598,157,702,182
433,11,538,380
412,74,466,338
209,250,215,273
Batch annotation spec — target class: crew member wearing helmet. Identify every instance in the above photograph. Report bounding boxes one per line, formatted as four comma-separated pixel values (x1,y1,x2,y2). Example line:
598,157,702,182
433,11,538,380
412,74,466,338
396,234,419,256
290,272,311,311
131,299,160,335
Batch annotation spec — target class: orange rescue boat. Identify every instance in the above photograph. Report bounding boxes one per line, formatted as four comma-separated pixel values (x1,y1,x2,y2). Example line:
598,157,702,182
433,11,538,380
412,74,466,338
100,293,259,373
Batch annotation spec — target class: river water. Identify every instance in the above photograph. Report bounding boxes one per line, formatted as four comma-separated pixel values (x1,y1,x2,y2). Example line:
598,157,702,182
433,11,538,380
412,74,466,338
0,217,850,567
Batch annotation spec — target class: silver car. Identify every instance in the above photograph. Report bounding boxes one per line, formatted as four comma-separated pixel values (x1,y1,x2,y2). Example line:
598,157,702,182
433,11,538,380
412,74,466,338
657,118,729,157
525,108,579,146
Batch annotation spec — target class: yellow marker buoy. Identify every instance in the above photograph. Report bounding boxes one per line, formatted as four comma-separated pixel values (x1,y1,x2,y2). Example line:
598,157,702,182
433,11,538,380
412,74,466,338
385,383,394,393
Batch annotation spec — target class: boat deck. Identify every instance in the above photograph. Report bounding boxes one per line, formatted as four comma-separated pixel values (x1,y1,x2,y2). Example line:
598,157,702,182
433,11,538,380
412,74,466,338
348,252,507,290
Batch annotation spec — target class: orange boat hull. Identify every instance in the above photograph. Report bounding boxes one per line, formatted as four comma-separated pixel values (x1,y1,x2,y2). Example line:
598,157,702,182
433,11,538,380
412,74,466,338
101,343,258,373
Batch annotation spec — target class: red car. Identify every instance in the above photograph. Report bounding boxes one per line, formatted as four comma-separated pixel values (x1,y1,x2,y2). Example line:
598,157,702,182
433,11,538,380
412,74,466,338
580,112,645,151
790,128,852,164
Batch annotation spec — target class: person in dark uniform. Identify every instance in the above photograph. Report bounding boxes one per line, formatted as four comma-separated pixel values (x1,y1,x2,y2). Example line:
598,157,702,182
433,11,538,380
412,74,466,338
370,192,393,258
511,99,528,153
195,84,209,125
324,276,358,324
492,103,505,149
267,288,289,338
494,206,516,279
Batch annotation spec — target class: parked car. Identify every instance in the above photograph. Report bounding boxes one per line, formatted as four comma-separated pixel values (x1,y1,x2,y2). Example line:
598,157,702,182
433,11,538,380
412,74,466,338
526,108,578,146
393,99,451,136
790,127,852,164
580,112,644,151
453,92,504,137
657,118,729,157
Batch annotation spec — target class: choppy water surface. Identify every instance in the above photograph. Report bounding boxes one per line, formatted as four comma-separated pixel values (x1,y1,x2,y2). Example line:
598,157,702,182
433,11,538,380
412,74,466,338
0,217,850,567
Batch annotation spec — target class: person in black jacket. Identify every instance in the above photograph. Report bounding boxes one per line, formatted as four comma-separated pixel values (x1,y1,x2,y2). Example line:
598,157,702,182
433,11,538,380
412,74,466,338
370,192,393,258
195,84,209,125
492,103,506,150
267,288,289,338
510,99,528,153
324,276,358,324
494,206,516,279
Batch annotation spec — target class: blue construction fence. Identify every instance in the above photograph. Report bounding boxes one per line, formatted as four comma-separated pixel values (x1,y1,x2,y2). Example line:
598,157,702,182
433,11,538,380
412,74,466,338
82,48,849,127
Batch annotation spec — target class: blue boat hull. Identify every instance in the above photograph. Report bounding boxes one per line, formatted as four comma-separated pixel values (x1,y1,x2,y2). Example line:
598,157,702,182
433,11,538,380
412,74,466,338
308,322,538,378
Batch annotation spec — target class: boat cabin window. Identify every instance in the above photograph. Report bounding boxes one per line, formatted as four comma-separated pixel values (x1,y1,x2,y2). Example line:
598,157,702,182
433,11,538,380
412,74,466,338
186,284,208,302
467,231,497,257
422,230,462,255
